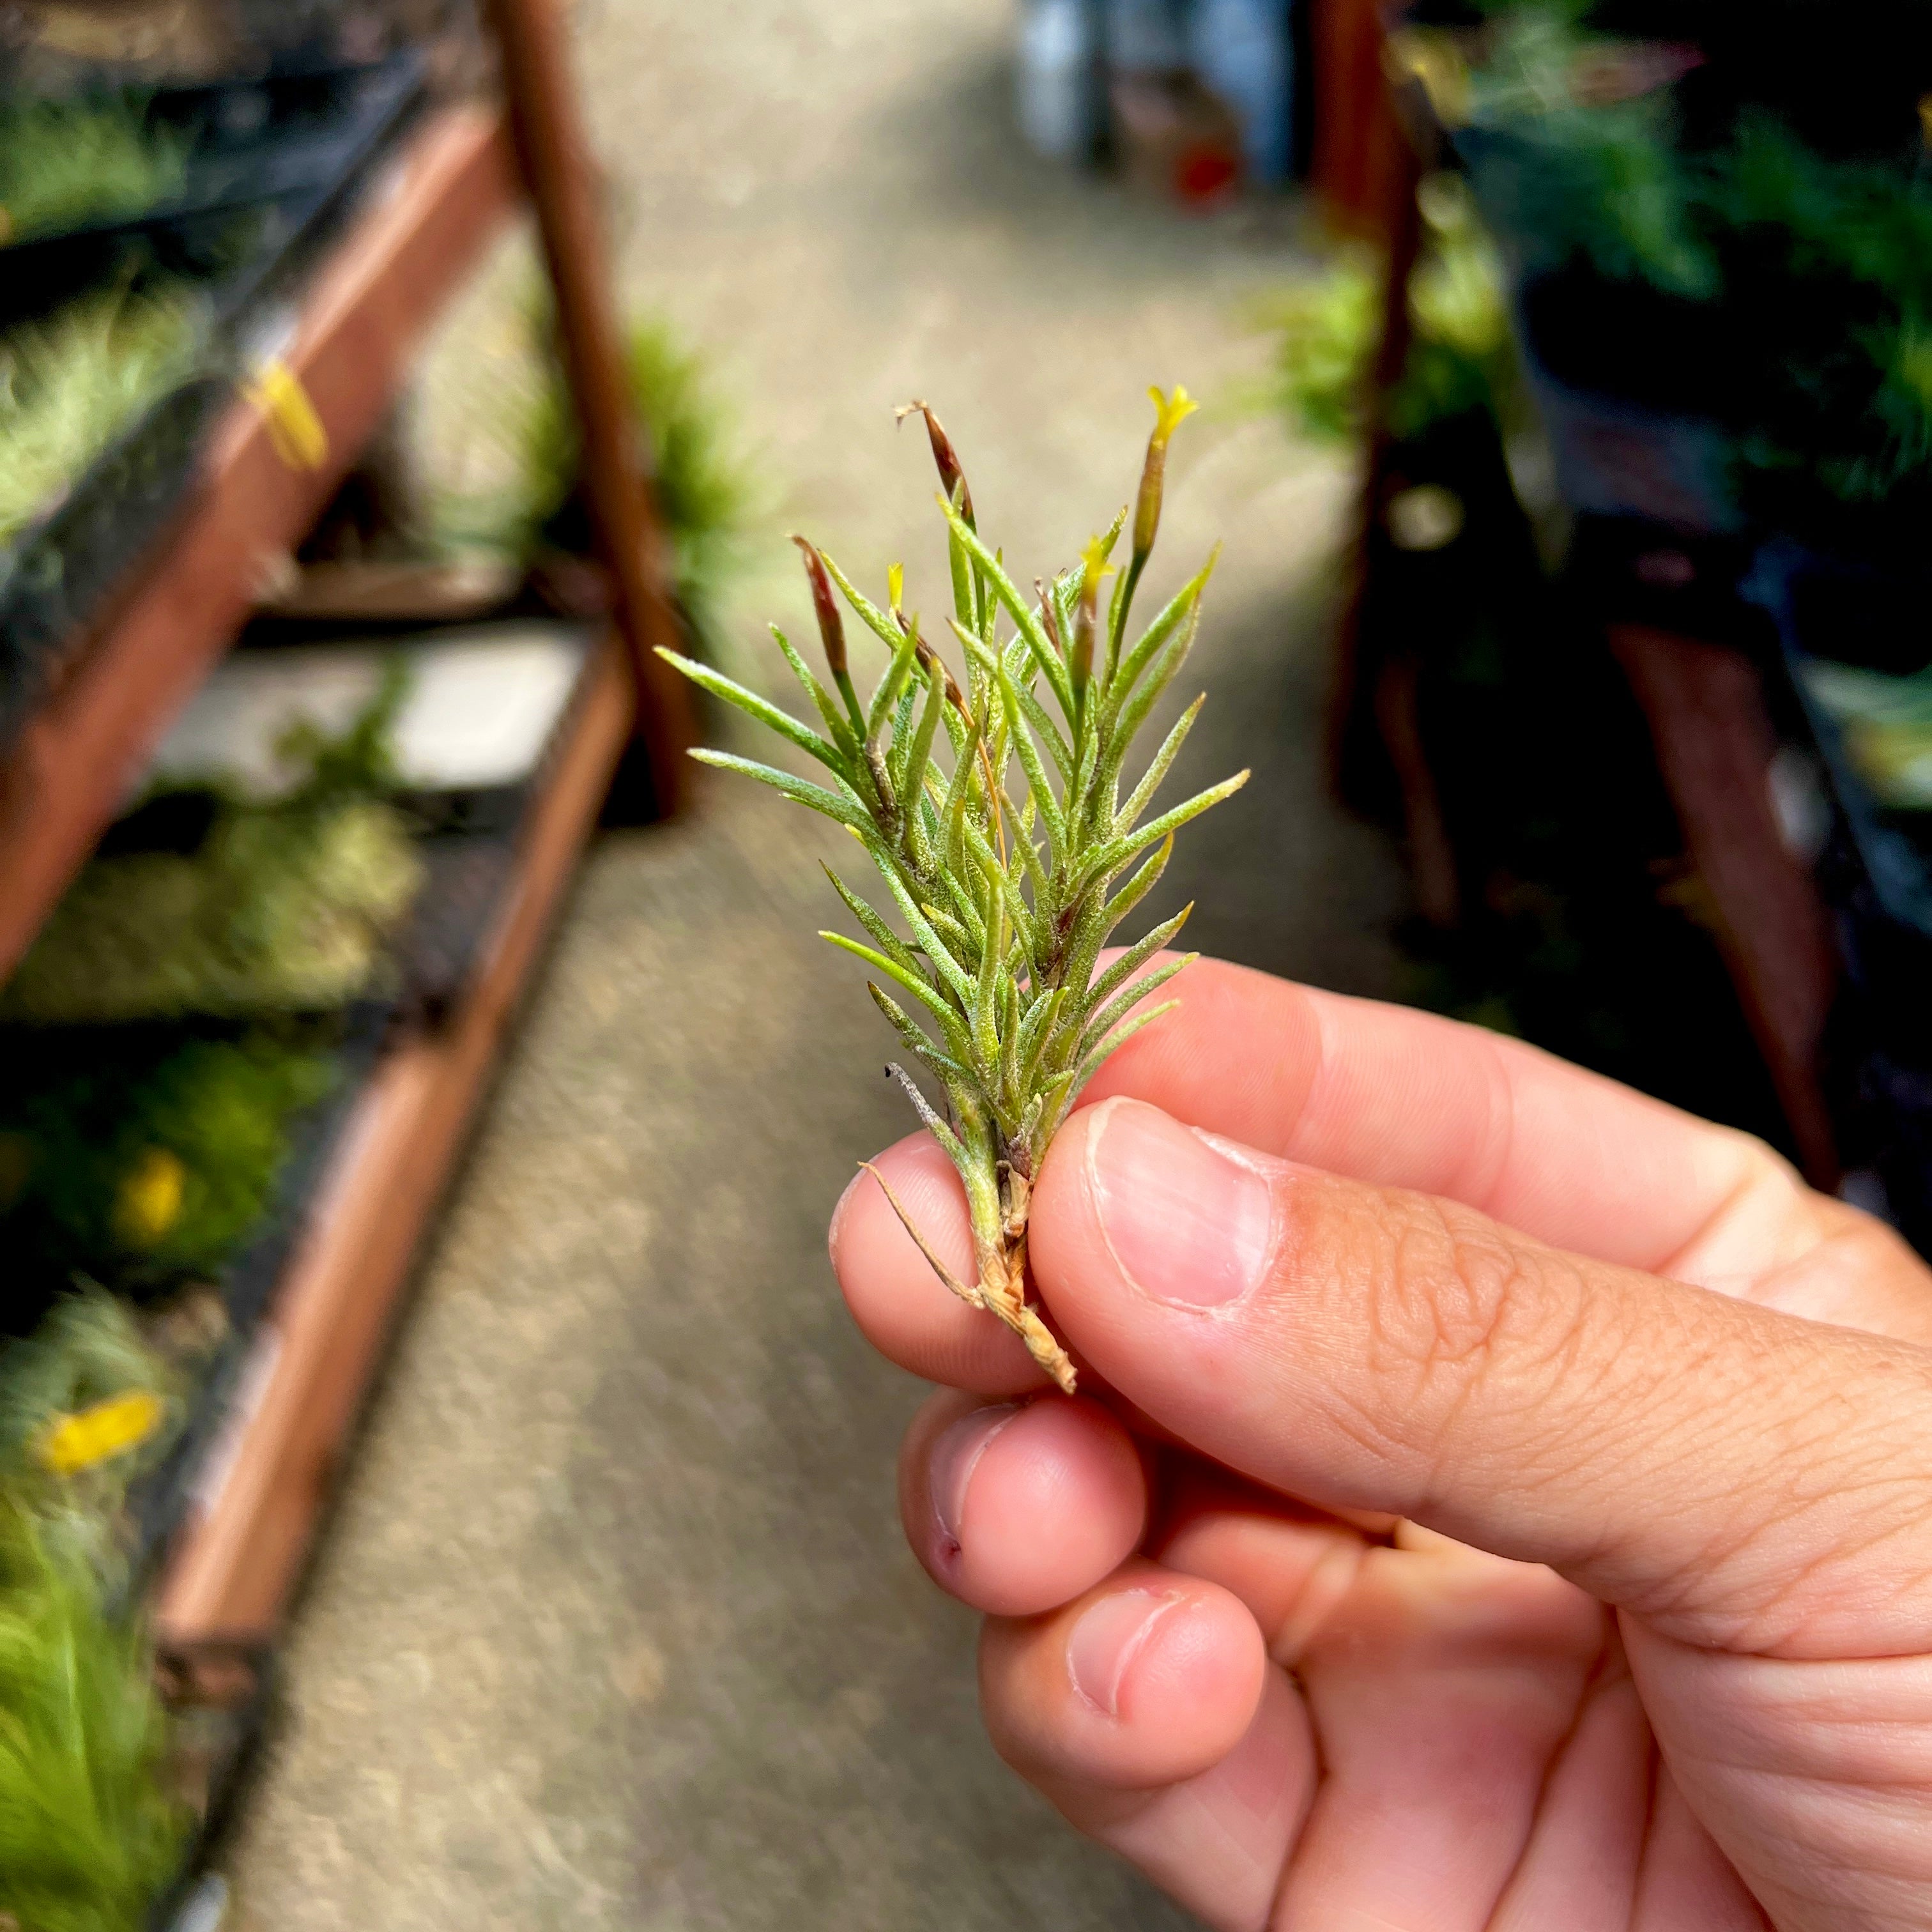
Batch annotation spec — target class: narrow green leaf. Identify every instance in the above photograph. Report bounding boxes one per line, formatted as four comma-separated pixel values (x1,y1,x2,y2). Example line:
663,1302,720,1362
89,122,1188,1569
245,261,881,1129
997,664,1066,858
940,498,1075,718
1107,599,1200,767
939,728,979,877
1116,696,1203,834
1076,770,1249,894
1100,832,1173,935
866,981,972,1086
770,624,856,755
1009,674,1073,779
971,887,1002,1073
901,657,946,792
1071,999,1182,1095
949,510,975,634
1082,935,1182,1043
862,834,977,1008
819,551,908,654
822,864,923,972
868,615,925,740
1014,985,1065,1095
823,931,972,1050
1101,548,1216,735
659,649,846,776
691,748,871,831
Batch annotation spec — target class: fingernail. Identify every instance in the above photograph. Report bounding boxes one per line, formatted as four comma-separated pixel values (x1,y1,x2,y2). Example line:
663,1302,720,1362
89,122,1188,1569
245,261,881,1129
1067,1588,1181,1718
930,1403,1022,1558
1088,1100,1274,1308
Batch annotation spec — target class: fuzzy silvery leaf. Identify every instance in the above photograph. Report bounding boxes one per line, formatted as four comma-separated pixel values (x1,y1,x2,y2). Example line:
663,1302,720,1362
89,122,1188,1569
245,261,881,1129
661,391,1244,1392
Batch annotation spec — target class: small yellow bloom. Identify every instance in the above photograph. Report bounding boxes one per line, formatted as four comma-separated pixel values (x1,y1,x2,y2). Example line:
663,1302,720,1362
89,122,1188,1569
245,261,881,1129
887,562,905,611
113,1146,187,1249
1147,383,1200,448
1079,533,1117,590
38,1391,167,1478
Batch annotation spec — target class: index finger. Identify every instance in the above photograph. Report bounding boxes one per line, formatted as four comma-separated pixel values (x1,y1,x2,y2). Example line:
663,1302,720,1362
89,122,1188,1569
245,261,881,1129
1080,956,1815,1284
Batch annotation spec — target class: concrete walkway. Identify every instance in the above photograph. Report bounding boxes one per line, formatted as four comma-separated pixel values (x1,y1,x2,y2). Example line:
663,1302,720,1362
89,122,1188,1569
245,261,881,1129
225,3,1407,1926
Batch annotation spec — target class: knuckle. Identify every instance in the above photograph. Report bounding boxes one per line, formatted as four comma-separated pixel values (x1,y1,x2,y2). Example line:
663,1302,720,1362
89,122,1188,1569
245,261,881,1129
1346,1188,1592,1436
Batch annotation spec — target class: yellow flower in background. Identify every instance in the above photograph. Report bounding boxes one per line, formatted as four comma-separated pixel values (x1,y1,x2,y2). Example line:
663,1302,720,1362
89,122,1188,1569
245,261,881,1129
112,1146,187,1250
38,1390,167,1478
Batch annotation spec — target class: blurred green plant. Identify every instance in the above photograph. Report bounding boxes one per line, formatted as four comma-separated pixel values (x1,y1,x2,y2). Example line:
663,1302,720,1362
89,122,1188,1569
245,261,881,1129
1,673,420,1027
0,1500,185,1932
1259,174,1514,445
0,1289,186,1581
0,1027,335,1290
440,298,752,654
1254,249,1382,441
0,284,201,555
661,393,1245,1393
0,93,190,248
1464,3,1717,296
1801,659,1932,809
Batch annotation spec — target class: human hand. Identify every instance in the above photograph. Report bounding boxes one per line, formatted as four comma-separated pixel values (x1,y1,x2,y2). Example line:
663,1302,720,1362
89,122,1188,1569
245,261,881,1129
831,957,1932,1931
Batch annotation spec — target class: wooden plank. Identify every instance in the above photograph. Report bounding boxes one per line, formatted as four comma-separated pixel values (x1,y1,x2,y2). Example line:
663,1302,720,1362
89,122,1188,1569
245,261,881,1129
1608,624,1841,1187
0,106,516,985
154,634,633,1647
484,0,696,809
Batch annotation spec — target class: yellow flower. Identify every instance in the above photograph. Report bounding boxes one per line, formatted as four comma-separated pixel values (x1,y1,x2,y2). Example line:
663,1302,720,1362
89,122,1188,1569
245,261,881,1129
113,1146,186,1249
1135,385,1200,561
1147,383,1200,449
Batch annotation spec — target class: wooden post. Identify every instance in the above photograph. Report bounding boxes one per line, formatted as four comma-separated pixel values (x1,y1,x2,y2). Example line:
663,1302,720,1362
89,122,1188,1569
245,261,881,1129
482,0,694,813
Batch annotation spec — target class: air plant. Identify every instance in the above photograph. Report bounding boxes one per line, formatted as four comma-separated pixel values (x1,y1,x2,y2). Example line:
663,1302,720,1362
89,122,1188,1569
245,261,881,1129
663,394,1245,1390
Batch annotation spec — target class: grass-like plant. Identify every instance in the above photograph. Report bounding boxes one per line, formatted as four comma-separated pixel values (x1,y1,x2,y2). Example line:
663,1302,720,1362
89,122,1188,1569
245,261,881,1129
0,284,199,555
663,394,1245,1390
0,1026,336,1291
0,93,190,248
438,297,750,655
0,1501,185,1932
1,673,420,1027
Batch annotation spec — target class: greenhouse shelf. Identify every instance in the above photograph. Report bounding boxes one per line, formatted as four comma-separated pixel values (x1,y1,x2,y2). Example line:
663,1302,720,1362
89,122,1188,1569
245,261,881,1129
153,632,633,1646
1606,624,1841,1187
0,103,516,987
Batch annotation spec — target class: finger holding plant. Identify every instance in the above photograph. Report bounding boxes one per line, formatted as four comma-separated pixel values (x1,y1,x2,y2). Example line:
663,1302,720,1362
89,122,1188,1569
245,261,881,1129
660,389,1244,1392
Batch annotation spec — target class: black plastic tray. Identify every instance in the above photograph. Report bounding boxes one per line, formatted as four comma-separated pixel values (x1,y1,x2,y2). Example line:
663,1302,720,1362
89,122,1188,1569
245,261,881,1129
0,50,427,760
0,374,230,747
0,57,427,308
1743,544,1932,953
118,1004,390,1590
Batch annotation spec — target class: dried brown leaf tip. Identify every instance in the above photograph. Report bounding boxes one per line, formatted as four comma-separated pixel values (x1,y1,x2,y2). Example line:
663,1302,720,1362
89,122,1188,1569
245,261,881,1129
663,393,1245,1391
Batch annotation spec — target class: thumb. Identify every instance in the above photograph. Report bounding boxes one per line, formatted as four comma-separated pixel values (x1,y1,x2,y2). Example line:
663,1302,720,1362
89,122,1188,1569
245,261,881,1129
1031,1098,1932,1660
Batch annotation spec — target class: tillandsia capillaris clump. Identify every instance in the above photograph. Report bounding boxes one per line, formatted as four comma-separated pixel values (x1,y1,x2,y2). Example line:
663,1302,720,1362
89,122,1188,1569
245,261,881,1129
662,390,1246,1392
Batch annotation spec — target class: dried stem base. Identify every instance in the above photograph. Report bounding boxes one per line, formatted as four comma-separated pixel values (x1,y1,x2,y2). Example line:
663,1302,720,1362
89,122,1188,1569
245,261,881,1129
861,1163,1076,1393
